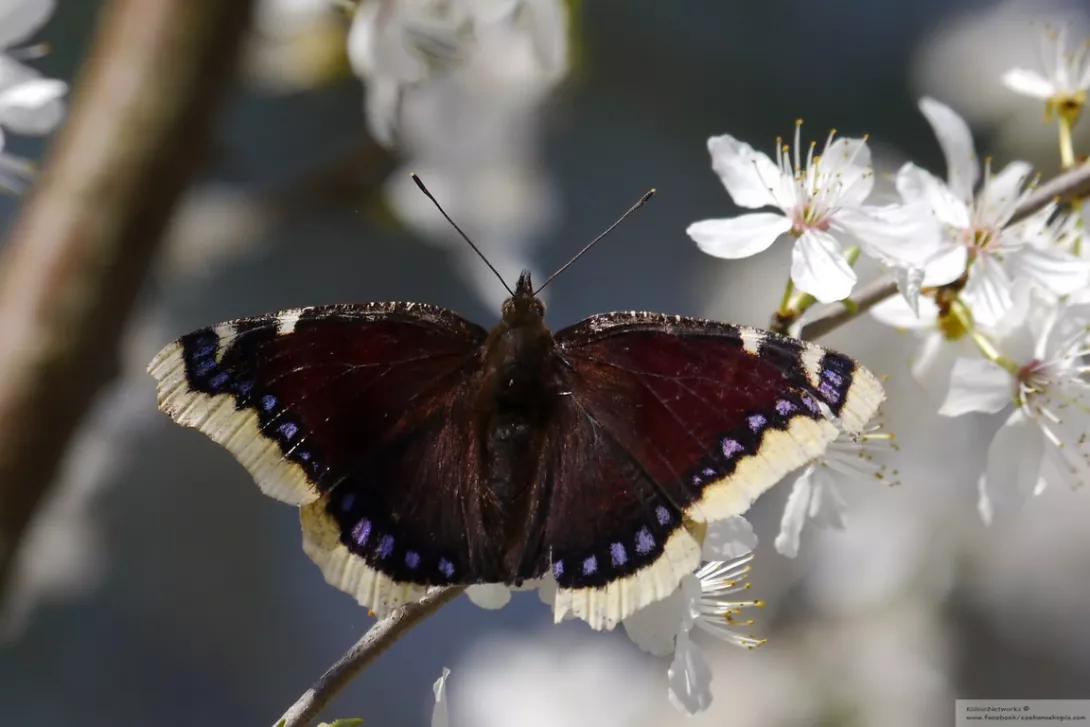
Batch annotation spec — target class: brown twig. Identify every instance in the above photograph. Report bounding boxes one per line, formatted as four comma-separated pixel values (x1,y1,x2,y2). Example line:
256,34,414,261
795,160,1090,341
275,586,465,727
799,278,898,341
0,0,256,596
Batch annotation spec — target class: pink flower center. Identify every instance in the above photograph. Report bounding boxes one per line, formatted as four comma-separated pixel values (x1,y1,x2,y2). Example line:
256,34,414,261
959,224,999,251
789,204,831,236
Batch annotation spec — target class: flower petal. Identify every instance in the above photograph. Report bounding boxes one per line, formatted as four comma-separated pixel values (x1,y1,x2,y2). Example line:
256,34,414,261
677,573,702,630
0,0,55,50
346,0,380,77
687,213,790,259
836,201,941,265
1039,410,1090,493
0,78,65,134
1012,247,1090,297
962,254,1013,327
938,357,1012,417
918,97,979,202
622,589,682,657
870,292,939,330
667,630,713,715
921,243,969,287
707,134,782,209
977,161,1032,227
911,332,970,401
1001,68,1056,100
820,136,873,207
774,468,813,558
431,667,451,727
977,410,1044,525
364,77,402,148
701,515,757,560
892,265,925,316
465,583,511,609
895,162,971,229
806,468,849,529
789,230,857,303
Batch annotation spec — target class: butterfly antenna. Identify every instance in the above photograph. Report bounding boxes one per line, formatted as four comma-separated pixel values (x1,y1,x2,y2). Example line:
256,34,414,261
534,188,655,295
411,173,514,296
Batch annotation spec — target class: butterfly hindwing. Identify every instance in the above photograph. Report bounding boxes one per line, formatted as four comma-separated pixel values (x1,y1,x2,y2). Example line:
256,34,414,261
148,302,494,615
529,394,702,629
538,312,884,627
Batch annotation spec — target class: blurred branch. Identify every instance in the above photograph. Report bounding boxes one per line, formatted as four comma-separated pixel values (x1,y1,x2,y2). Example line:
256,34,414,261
794,160,1090,341
0,0,255,595
276,586,465,727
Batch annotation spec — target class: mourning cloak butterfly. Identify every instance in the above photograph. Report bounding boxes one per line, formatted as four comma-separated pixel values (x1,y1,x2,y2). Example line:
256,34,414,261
148,188,884,630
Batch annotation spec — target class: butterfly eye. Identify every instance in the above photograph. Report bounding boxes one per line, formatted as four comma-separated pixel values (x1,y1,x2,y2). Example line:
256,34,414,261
534,299,546,317
502,300,515,317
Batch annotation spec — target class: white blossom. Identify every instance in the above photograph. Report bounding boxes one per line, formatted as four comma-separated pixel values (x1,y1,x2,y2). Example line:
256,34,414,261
1001,25,1090,111
347,0,567,147
688,122,942,305
939,289,1090,523
621,518,765,715
895,97,1088,327
0,0,65,190
348,0,568,308
775,423,899,559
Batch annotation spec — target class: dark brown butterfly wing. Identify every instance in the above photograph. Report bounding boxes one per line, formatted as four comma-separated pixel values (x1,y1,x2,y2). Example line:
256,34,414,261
536,312,883,628
149,303,492,615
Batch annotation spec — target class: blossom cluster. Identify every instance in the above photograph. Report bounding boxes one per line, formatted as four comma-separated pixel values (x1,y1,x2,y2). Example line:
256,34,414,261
689,26,1090,534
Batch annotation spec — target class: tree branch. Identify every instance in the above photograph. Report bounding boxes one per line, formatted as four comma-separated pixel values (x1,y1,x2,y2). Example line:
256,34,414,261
797,160,1090,341
275,586,465,727
0,0,255,596
799,278,898,341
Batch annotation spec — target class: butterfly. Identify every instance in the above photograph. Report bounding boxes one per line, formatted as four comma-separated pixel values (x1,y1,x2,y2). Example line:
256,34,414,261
148,183,884,630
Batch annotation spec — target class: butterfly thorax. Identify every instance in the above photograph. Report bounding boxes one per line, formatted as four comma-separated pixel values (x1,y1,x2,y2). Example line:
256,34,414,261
476,272,557,579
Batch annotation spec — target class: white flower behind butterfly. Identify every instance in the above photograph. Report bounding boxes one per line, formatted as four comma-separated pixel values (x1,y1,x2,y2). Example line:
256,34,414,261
347,0,569,309
775,422,899,559
687,121,942,305
347,0,567,147
621,517,765,715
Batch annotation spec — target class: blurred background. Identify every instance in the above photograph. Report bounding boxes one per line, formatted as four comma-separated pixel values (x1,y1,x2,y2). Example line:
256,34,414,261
2,0,1090,725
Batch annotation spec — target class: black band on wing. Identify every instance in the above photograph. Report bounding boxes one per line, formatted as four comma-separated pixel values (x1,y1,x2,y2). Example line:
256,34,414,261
180,324,331,485
813,350,856,417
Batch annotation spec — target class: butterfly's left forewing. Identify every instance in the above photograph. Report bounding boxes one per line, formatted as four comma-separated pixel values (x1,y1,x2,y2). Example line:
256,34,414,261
539,312,884,628
149,302,494,616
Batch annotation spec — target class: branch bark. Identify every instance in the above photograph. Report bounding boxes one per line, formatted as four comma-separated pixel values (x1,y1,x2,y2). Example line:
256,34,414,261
0,0,255,596
275,587,465,727
797,160,1090,341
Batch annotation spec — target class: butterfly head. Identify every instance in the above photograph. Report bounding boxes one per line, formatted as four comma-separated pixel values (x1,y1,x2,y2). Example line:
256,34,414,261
501,269,546,323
